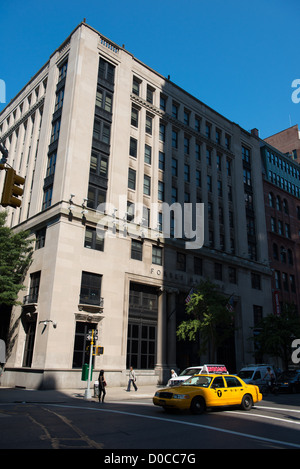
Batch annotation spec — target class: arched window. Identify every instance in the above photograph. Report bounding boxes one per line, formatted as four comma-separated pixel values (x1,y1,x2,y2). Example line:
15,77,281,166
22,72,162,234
273,243,278,260
280,246,286,263
276,196,281,211
283,199,289,214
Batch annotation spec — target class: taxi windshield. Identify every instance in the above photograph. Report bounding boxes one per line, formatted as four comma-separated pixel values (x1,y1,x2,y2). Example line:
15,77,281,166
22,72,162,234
182,375,213,387
179,368,201,376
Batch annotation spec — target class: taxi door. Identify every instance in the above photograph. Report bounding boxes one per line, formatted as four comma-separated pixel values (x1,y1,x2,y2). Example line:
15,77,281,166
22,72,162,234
207,376,228,406
224,376,245,404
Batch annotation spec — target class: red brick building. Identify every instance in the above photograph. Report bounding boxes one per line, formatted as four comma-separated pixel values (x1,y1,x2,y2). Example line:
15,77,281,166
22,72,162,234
261,142,300,315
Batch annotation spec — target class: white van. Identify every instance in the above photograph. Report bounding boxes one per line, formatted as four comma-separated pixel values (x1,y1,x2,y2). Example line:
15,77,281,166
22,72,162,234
167,364,228,387
237,364,276,388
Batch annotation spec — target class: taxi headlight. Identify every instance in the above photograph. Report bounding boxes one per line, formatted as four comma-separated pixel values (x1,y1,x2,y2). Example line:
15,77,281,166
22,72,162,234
173,394,190,399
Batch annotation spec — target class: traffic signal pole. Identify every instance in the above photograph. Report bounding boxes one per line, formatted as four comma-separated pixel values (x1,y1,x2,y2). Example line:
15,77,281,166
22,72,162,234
84,329,94,400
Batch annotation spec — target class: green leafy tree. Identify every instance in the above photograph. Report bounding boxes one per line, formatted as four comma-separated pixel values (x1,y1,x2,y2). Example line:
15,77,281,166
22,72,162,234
0,211,33,306
177,279,235,361
252,305,300,370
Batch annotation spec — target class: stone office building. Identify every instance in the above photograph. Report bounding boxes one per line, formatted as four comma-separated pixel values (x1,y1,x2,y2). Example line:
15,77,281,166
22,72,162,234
0,22,272,389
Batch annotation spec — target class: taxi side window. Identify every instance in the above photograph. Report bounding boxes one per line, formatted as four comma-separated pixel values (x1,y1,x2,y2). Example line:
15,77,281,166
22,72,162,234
211,377,225,388
225,376,242,388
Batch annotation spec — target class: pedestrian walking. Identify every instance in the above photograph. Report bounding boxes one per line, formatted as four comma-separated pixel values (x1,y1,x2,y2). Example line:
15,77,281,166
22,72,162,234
98,369,106,402
171,369,177,378
127,366,138,391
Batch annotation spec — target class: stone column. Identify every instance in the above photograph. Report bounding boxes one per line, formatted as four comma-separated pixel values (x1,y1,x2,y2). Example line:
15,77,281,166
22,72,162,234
167,289,178,370
155,287,167,384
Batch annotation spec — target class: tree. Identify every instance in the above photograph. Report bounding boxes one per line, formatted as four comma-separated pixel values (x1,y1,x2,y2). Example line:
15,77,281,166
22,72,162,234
0,211,33,306
176,279,235,361
252,305,300,370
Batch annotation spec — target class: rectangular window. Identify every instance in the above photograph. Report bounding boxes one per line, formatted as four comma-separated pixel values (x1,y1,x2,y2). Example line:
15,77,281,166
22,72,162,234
55,88,64,112
144,144,152,165
50,118,61,143
194,257,202,275
143,175,151,196
184,164,190,182
172,129,178,149
160,94,166,111
184,110,190,126
176,252,186,271
35,227,46,250
128,168,136,190
93,119,111,145
99,58,115,84
42,186,53,210
251,272,261,289
96,88,113,113
46,152,57,177
131,239,143,261
132,78,140,96
127,322,156,370
90,151,108,178
146,85,154,104
195,142,201,160
172,158,178,177
242,146,250,163
26,271,41,304
159,122,165,142
72,321,97,369
145,113,153,134
184,136,190,154
159,151,165,171
172,102,178,119
84,226,104,251
79,271,102,306
130,137,137,158
87,186,106,209
131,106,139,127
58,61,68,82
152,245,162,265
158,181,164,201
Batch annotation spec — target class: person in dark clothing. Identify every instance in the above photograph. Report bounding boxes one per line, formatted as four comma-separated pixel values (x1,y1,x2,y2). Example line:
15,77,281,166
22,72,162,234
98,369,106,402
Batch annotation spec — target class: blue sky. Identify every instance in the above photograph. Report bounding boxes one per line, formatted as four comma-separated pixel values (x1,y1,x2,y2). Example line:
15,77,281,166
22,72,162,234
1,0,299,139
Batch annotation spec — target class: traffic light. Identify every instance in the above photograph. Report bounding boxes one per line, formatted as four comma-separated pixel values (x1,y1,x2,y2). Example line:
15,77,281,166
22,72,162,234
1,168,25,208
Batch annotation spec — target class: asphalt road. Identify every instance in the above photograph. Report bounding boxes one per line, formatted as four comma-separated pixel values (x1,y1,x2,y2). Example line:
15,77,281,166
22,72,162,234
1,391,300,453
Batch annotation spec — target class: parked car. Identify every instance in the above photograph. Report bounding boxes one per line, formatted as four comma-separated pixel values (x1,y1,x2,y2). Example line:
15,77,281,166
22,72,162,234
277,370,300,393
237,364,276,390
167,364,228,387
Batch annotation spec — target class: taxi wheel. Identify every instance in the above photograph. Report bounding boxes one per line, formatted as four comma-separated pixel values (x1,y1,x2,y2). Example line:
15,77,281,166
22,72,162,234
241,394,253,411
190,396,206,414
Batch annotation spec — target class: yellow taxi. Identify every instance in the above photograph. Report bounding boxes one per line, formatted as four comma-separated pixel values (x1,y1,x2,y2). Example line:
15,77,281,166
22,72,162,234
153,373,262,414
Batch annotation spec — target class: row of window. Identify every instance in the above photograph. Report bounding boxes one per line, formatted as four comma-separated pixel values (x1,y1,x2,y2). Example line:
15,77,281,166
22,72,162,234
270,217,291,238
268,170,300,198
132,76,232,151
42,59,68,211
274,270,297,293
266,149,300,180
0,80,47,133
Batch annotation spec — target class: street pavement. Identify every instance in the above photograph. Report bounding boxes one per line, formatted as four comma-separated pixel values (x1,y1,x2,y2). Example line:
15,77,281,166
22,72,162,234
0,384,161,404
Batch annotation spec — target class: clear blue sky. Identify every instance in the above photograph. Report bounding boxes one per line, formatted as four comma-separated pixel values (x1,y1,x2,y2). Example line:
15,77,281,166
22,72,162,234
1,0,299,139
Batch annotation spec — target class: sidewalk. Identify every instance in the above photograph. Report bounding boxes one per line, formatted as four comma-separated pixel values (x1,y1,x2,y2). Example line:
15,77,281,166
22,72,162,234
0,384,161,404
